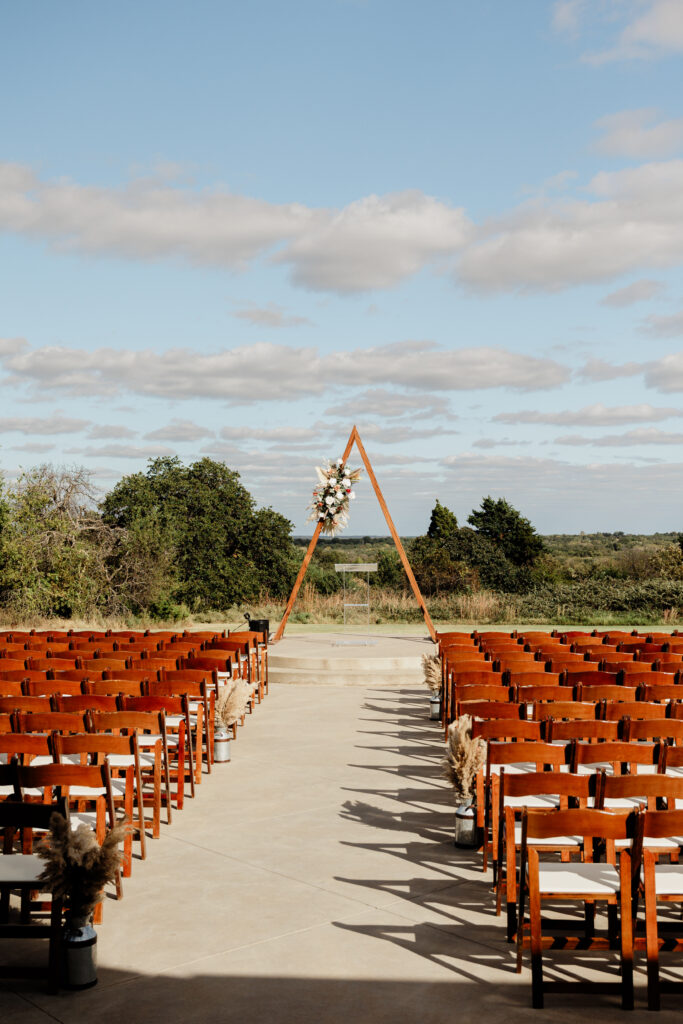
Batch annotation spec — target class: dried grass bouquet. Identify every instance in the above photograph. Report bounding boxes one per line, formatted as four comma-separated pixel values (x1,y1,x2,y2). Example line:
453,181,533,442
37,813,127,927
215,679,251,730
442,715,486,805
422,653,441,696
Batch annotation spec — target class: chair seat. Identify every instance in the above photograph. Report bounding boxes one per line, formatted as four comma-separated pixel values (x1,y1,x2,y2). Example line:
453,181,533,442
651,864,683,895
490,763,535,776
0,853,45,886
69,811,97,830
615,836,682,850
68,785,106,798
537,862,620,895
138,734,178,748
603,797,646,810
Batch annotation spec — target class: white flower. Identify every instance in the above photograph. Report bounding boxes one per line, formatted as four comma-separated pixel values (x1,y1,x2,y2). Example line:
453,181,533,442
349,491,356,500
337,458,343,466
325,495,334,505
342,476,350,487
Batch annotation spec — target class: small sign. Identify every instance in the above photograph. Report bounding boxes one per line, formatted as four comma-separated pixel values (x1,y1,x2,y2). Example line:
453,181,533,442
334,563,378,572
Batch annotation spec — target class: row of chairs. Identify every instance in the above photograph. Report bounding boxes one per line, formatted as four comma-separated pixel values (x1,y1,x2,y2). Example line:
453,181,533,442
0,629,271,989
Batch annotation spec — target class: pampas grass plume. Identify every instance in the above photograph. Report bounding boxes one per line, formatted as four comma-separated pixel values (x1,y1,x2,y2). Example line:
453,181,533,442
38,813,128,925
215,679,251,729
442,714,486,804
422,653,441,695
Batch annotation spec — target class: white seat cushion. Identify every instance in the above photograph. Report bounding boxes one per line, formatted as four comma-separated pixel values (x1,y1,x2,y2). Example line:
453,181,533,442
0,853,45,886
652,864,683,895
504,794,559,809
69,811,97,830
490,763,535,776
537,862,620,895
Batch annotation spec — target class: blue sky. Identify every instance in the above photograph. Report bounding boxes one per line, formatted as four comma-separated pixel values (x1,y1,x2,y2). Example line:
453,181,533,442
2,0,683,535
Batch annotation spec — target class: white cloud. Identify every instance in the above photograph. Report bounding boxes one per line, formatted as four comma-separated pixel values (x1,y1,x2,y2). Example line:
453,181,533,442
325,388,455,419
594,109,683,159
494,403,683,426
218,425,318,443
585,0,683,64
144,419,215,442
458,160,683,292
67,444,175,459
640,310,683,336
86,423,137,440
472,437,529,449
0,338,569,401
10,442,56,453
0,413,89,435
276,191,471,293
644,352,683,390
601,278,664,306
555,427,683,446
552,0,586,36
579,358,644,382
0,165,471,295
231,302,312,328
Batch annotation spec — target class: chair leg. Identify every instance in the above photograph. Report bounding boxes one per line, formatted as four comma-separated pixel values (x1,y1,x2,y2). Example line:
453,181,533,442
620,853,634,1011
529,849,544,1009
644,856,660,1011
47,894,63,993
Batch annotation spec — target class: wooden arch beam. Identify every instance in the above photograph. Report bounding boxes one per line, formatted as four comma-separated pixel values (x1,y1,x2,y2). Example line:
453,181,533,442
273,426,436,643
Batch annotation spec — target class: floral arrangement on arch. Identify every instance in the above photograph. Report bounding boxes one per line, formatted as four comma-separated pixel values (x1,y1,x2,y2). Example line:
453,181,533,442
307,458,361,537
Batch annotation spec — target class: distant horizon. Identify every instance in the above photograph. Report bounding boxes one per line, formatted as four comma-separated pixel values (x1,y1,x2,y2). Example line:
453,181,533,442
3,2,683,535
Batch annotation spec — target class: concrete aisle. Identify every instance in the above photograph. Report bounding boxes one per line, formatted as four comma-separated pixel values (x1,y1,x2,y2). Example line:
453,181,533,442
3,687,680,1023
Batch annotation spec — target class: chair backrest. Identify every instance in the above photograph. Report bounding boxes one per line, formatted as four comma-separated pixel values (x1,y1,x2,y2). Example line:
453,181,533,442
523,807,632,842
88,709,164,736
13,711,88,734
546,659,597,673
464,701,522,720
0,669,48,683
0,680,23,697
25,679,83,697
450,671,503,688
120,695,186,716
0,791,68,830
638,808,683,841
48,669,97,682
79,657,132,672
0,696,51,714
502,768,592,803
0,658,28,672
623,717,683,743
504,671,561,687
83,679,145,696
52,730,139,762
0,733,51,762
160,667,217,686
27,656,78,672
546,718,620,743
601,700,666,721
53,694,118,713
487,740,568,772
599,772,683,808
571,740,658,774
638,683,683,704
130,656,180,671
515,684,569,703
472,719,541,742
563,670,617,687
577,683,638,703
102,669,152,683
532,701,596,721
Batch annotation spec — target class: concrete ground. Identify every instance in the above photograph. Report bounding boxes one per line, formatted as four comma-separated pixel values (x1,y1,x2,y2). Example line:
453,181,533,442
3,684,682,1023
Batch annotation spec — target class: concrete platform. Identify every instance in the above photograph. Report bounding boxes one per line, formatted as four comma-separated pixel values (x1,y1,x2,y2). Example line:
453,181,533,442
269,632,435,686
3,684,681,1022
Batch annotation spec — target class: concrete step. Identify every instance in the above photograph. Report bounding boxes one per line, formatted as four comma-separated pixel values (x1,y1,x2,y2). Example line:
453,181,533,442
270,667,423,686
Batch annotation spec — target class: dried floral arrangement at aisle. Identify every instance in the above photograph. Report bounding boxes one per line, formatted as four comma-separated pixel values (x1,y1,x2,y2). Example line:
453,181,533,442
307,458,361,537
442,715,486,805
215,679,252,730
422,653,441,696
37,813,127,927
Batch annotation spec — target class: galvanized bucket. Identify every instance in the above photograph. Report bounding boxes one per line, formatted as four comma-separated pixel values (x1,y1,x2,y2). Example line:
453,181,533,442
429,696,441,720
63,921,98,989
213,730,231,763
454,802,477,848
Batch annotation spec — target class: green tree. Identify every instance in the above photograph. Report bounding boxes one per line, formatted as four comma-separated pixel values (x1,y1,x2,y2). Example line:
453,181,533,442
101,456,298,612
467,496,544,568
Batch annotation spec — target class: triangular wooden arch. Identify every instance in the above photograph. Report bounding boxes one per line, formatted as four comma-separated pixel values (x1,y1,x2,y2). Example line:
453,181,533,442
274,426,436,642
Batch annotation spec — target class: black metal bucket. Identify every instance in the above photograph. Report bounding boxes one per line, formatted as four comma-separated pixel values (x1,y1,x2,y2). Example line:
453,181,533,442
244,614,269,635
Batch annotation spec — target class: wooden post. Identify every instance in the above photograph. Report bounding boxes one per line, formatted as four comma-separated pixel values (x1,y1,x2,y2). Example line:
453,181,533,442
351,428,436,641
273,425,436,642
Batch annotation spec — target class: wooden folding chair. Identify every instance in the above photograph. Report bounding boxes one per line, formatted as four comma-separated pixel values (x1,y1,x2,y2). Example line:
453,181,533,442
88,711,167,834
119,696,194,800
637,808,683,1009
145,679,212,775
52,732,145,876
496,770,593,940
0,791,68,991
517,808,636,1009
